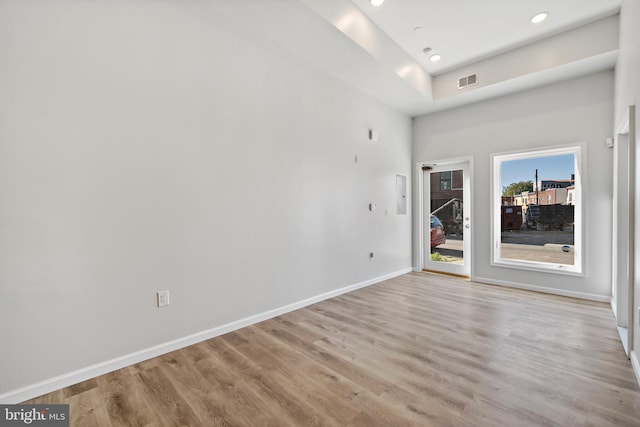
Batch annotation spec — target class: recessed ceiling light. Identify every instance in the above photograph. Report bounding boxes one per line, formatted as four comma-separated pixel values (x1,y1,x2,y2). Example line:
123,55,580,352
531,12,548,24
370,0,384,6
429,54,441,62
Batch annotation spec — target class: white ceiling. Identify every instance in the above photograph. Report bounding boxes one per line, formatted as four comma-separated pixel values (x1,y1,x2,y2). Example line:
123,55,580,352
350,0,622,75
210,0,622,116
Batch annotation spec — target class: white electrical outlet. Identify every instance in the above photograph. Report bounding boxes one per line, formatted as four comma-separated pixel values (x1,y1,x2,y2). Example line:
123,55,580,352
157,290,170,307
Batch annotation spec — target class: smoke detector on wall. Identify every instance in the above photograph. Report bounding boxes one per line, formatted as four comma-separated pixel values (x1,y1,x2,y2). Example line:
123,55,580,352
457,73,478,89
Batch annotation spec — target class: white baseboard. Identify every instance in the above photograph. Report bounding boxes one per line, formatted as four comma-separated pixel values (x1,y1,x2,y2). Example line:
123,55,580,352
0,267,412,404
631,350,640,388
472,276,610,302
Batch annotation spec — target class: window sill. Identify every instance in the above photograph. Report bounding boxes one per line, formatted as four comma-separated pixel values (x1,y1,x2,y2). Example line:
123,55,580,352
492,258,584,277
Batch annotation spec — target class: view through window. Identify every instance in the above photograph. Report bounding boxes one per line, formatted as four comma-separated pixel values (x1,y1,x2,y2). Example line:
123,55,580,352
493,146,582,273
429,169,463,264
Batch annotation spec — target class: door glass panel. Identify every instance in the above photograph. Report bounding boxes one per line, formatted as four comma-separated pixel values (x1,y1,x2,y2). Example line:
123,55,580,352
428,169,464,265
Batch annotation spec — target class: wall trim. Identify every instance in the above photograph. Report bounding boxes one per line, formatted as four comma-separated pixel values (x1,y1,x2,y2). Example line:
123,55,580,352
631,350,640,388
472,276,610,302
0,267,412,404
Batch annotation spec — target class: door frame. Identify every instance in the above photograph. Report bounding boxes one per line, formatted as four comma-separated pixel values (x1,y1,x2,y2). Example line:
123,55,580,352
612,105,636,357
416,156,474,277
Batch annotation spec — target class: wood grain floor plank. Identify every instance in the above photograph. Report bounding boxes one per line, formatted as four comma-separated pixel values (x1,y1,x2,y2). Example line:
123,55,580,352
65,388,114,427
95,368,155,427
153,350,239,427
223,330,357,426
200,337,314,427
23,272,640,426
136,366,201,427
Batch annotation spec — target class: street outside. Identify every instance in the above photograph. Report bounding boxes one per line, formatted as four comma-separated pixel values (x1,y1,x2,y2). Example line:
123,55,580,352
431,230,574,265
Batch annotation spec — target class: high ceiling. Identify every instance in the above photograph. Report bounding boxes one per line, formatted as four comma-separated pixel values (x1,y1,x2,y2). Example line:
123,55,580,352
210,0,622,116
350,0,621,74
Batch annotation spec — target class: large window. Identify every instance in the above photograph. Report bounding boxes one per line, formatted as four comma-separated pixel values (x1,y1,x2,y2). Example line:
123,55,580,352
492,145,583,275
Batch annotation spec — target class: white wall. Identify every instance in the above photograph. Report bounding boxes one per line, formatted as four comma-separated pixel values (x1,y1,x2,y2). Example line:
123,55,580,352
615,0,640,371
0,0,412,399
414,70,614,299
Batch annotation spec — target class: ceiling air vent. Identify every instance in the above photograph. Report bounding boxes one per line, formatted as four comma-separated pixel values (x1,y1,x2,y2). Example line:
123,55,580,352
457,73,478,89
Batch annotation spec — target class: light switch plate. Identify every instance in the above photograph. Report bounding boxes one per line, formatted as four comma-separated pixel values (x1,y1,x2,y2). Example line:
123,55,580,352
157,290,170,307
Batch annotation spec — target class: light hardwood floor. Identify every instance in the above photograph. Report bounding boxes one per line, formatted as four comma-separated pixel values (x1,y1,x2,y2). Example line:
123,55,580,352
25,272,640,426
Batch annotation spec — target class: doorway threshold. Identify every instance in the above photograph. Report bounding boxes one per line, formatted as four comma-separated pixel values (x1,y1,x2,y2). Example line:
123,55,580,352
422,269,470,280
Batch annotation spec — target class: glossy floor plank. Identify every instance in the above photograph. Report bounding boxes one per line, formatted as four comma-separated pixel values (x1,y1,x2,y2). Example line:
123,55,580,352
25,272,640,426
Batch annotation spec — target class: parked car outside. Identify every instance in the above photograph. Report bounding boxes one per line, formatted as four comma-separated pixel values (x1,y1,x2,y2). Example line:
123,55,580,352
430,215,446,248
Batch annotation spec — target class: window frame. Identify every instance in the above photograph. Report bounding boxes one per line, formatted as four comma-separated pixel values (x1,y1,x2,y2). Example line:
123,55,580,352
491,143,584,276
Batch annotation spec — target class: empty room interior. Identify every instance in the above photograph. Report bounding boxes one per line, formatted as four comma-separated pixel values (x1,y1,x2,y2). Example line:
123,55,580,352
2,0,640,425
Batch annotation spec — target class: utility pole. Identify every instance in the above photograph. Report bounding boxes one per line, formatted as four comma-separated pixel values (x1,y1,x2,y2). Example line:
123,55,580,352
535,168,539,204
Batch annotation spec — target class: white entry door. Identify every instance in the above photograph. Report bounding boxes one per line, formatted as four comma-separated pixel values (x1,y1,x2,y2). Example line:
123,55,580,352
422,161,471,277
